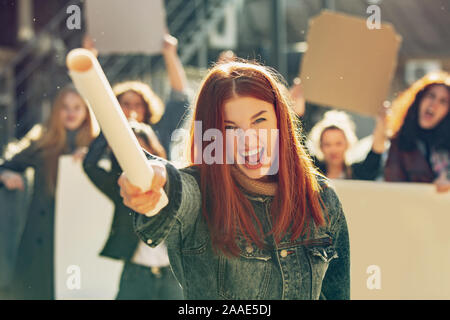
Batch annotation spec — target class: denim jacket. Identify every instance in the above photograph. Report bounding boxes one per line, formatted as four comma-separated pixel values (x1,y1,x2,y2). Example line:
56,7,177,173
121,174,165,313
133,154,350,300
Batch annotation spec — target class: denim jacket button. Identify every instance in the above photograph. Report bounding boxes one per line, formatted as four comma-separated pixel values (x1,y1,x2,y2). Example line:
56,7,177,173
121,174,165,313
246,246,254,254
147,239,153,245
280,249,288,258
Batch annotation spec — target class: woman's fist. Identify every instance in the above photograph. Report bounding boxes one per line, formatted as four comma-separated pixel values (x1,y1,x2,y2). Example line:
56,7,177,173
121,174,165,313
118,162,167,215
0,170,25,191
162,34,178,56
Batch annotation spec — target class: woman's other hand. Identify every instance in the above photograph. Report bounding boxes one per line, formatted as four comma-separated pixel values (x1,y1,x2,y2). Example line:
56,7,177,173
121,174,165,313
372,102,390,154
434,171,450,193
82,34,99,57
72,147,88,162
0,170,25,191
289,77,305,117
162,34,178,57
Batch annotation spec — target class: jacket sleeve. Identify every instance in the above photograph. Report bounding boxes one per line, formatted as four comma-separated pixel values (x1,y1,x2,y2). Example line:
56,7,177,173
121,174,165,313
82,133,121,201
351,150,382,180
133,152,202,249
384,139,408,182
320,183,351,300
0,143,39,189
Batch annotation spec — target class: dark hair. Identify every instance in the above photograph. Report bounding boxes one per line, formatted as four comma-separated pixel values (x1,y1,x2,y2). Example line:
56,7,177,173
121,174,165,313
396,83,450,151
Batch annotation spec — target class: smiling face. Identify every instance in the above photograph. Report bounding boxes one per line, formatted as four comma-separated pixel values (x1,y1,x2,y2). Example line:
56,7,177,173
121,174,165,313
418,84,449,129
118,91,147,122
223,96,279,180
320,127,348,168
59,92,88,131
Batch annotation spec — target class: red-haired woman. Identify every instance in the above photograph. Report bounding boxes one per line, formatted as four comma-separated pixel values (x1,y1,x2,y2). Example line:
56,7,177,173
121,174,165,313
0,86,97,299
385,72,450,192
118,61,350,300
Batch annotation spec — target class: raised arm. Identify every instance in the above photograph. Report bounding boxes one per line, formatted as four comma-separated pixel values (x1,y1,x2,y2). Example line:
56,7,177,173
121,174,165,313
351,105,389,180
162,34,187,93
289,77,305,117
371,104,389,154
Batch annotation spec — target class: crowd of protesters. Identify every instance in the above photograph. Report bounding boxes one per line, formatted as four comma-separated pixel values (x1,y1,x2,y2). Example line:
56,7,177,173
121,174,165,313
0,32,449,300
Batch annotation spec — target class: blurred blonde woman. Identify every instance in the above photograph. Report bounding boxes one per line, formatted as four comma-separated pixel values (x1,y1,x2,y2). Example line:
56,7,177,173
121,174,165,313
0,86,98,299
308,109,388,180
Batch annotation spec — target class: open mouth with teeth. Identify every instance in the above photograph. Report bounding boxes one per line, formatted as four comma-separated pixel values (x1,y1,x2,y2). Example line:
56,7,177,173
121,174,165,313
423,109,435,120
239,147,265,169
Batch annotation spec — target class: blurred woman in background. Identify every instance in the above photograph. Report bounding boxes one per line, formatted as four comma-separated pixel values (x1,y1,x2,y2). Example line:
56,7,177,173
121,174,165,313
384,72,450,192
84,33,189,157
0,86,98,299
308,108,388,180
83,33,189,298
83,121,183,300
107,34,189,157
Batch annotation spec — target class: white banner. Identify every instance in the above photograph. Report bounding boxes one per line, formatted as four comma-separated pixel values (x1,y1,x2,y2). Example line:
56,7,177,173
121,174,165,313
54,155,450,299
55,156,123,299
85,0,167,55
332,179,450,300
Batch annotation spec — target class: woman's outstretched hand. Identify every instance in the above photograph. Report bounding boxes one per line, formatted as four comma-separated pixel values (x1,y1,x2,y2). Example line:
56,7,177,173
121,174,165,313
118,162,167,215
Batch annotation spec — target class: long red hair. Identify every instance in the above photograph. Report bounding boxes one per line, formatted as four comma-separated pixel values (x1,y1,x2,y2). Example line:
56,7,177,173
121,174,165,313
189,61,326,256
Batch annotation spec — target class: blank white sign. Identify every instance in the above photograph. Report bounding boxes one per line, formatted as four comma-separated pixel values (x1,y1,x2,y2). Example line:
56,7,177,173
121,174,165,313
55,156,123,300
85,0,167,55
332,179,450,300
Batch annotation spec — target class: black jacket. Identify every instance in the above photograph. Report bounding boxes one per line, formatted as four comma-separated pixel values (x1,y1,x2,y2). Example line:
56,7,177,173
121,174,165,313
0,140,72,299
83,134,139,261
313,150,382,180
83,90,189,260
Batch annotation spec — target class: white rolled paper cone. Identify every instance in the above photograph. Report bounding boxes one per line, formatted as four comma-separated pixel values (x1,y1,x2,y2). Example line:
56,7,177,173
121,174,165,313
66,48,168,216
